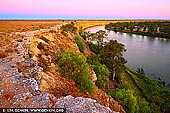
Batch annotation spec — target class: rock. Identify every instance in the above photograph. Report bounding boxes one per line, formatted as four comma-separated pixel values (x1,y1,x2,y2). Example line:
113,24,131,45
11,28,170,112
90,69,97,83
0,24,120,113
56,95,118,113
29,43,41,57
43,34,55,42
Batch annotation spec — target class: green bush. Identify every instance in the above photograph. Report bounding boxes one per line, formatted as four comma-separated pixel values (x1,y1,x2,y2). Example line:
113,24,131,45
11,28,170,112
107,88,139,113
57,51,93,92
79,78,93,93
87,42,100,54
74,36,84,53
91,64,110,77
92,64,110,89
96,75,108,89
87,54,110,89
61,23,77,34
87,54,101,65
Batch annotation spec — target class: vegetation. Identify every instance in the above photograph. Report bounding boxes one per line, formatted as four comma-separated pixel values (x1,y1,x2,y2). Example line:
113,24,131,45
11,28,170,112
107,68,170,113
87,42,101,54
87,54,110,89
79,26,87,40
55,23,170,112
74,36,85,53
57,51,93,93
105,22,170,38
88,30,107,53
82,28,170,113
61,22,77,35
100,40,127,81
107,88,139,113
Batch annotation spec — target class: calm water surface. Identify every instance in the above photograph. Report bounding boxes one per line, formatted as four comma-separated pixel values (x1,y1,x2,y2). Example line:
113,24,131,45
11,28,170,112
86,26,170,86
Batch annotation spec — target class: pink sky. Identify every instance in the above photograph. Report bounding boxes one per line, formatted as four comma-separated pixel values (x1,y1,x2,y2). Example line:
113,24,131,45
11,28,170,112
0,0,170,19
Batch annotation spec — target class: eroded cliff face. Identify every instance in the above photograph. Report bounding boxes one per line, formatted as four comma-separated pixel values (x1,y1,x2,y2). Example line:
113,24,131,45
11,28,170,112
0,23,125,113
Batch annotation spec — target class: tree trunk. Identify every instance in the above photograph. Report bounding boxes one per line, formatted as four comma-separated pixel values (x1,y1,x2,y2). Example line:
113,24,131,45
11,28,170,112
112,64,115,81
112,72,116,81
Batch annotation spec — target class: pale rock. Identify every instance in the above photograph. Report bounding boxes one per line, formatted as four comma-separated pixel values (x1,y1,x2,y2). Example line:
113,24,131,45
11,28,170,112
43,34,55,42
90,69,97,83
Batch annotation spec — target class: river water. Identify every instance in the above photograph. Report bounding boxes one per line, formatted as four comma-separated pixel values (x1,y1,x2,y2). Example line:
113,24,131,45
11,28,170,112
86,26,170,86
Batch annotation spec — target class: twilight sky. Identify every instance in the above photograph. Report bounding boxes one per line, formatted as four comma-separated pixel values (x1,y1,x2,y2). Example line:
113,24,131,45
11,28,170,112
0,0,170,19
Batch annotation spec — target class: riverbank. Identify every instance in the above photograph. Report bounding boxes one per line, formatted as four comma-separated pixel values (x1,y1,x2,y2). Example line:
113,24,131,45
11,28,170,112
105,21,170,39
117,31,170,39
86,25,170,112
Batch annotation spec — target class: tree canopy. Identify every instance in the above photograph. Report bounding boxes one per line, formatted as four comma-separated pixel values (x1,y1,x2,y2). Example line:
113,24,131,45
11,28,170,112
101,40,127,81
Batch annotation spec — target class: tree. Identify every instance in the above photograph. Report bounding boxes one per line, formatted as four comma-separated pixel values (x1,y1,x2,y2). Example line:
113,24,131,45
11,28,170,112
90,30,107,54
101,40,127,81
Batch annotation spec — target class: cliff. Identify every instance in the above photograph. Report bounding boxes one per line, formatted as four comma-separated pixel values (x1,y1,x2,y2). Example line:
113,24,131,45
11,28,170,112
0,21,125,113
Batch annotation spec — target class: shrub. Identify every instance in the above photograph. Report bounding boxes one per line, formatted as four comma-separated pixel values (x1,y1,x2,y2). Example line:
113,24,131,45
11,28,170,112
57,51,93,92
74,36,84,53
79,78,93,93
61,23,77,34
87,42,101,54
87,54,110,89
96,75,108,89
87,54,101,66
91,64,110,77
107,88,139,113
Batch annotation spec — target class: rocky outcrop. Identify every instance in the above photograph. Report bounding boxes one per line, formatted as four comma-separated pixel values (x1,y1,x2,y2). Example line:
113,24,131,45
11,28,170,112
56,95,118,113
0,25,120,113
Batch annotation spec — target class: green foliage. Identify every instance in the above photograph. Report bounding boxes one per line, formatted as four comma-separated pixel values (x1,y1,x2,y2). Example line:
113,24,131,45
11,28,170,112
74,36,84,53
92,65,110,89
88,30,107,53
105,22,170,38
87,42,101,54
111,68,170,113
91,64,110,78
87,54,110,89
138,98,151,113
57,51,93,93
101,40,127,79
79,78,93,93
107,88,139,113
159,25,170,34
96,75,109,89
79,26,88,40
87,54,101,65
61,23,77,35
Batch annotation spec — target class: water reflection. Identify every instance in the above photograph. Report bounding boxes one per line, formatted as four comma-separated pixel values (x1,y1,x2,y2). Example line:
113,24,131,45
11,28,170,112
86,26,170,85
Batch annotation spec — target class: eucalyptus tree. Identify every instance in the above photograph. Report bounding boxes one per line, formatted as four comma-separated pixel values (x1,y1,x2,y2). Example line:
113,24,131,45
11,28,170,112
101,40,127,81
88,30,108,54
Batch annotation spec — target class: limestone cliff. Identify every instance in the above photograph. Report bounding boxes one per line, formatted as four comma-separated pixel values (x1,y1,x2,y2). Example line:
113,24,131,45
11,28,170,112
0,23,125,113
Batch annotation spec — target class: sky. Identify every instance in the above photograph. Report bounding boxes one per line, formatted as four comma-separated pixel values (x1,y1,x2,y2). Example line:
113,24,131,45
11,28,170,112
0,0,170,20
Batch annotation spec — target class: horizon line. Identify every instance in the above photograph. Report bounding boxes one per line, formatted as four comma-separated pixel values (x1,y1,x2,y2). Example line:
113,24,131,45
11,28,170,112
1,18,170,21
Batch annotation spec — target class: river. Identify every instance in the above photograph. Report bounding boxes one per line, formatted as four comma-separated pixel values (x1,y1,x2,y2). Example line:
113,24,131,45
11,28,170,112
86,26,170,87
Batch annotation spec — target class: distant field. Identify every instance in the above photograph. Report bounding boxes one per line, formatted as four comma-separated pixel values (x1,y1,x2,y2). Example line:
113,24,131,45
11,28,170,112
0,19,169,46
0,20,69,33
